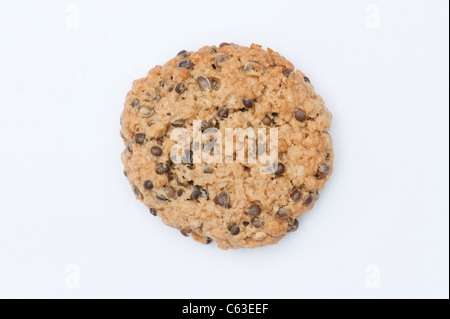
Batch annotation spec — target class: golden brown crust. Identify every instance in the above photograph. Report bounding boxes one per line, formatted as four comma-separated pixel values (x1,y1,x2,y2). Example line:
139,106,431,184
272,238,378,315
121,43,333,249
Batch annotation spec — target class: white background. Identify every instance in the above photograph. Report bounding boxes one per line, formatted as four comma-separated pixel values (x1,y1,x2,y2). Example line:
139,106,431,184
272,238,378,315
0,0,448,299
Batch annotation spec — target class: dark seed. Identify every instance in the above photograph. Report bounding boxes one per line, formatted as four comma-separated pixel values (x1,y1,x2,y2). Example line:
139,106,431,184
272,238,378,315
133,186,143,199
190,185,207,200
165,186,176,198
294,109,307,122
282,69,293,77
215,53,228,63
200,187,209,199
171,119,185,127
151,146,163,156
123,170,128,177
178,59,192,69
251,218,263,228
149,208,157,216
243,221,249,226
262,116,272,126
134,133,146,144
144,180,154,190
211,47,217,53
206,237,213,244
204,164,214,174
201,121,213,131
139,107,154,117
156,163,170,174
127,142,133,153
320,164,331,174
155,194,168,201
242,97,254,108
303,193,314,207
131,99,140,107
190,186,201,200
177,50,189,58
156,137,164,146
276,208,291,220
275,163,285,176
210,77,220,90
248,204,261,217
316,164,331,179
304,76,310,83
288,219,299,232
228,223,240,235
180,228,192,237
290,189,302,203
219,42,230,48
217,107,229,119
177,189,184,196
197,76,210,91
326,152,331,160
167,173,174,182
181,149,192,164
244,63,256,71
214,191,229,207
175,83,186,94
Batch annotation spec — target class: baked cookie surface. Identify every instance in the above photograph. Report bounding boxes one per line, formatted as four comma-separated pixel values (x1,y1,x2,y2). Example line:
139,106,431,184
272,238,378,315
121,43,333,249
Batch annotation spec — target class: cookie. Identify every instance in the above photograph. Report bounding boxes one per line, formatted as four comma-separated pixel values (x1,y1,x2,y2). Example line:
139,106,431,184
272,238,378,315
121,43,333,249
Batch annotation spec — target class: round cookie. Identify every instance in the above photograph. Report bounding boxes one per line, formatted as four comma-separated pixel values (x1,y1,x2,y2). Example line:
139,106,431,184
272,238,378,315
121,43,333,249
